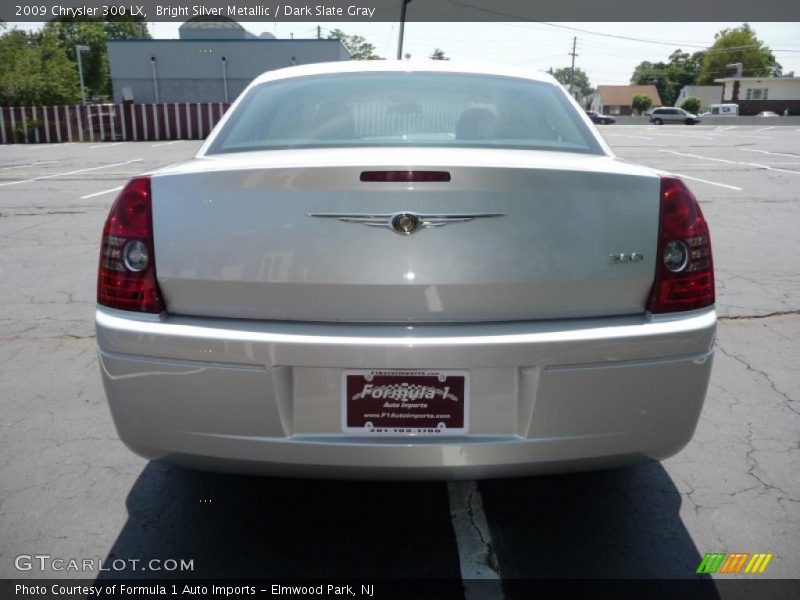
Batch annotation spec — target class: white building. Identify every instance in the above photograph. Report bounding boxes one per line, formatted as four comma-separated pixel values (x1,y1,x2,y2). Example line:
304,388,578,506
674,85,723,110
714,76,800,115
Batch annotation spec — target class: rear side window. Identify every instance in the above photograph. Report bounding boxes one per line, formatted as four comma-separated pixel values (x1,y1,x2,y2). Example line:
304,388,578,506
206,72,603,155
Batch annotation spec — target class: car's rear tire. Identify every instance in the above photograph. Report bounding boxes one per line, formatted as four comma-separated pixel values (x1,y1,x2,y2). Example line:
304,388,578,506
685,119,695,125
652,118,663,125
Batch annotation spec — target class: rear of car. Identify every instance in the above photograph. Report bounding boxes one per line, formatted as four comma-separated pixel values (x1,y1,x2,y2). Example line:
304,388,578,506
96,63,715,479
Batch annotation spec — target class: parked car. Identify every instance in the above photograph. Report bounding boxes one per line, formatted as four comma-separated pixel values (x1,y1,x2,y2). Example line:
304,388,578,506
586,110,616,124
755,111,780,118
96,62,716,479
650,107,702,125
700,103,739,117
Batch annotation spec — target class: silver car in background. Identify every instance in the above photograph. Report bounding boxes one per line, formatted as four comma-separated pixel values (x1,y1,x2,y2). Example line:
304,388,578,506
96,62,716,479
650,107,702,125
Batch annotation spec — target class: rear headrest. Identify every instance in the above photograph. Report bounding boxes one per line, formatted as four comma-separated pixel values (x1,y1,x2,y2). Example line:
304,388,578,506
455,107,497,140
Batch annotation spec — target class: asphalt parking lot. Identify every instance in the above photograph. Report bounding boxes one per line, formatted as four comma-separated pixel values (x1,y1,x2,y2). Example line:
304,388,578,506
0,126,798,589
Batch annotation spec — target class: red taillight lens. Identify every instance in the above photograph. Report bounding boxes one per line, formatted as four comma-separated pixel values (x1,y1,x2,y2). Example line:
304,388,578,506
647,176,715,314
97,176,165,313
360,170,451,182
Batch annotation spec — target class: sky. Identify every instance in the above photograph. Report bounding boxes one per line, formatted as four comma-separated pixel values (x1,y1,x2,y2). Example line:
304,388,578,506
145,20,800,86
8,20,800,87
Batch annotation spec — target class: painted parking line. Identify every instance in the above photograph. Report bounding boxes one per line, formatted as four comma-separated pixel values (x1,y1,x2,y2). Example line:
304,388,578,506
448,481,504,599
646,131,717,140
80,185,124,199
0,160,58,172
755,126,778,132
658,149,800,175
90,143,125,149
151,140,182,148
740,148,800,159
26,143,67,150
0,159,143,187
672,173,742,191
602,133,655,141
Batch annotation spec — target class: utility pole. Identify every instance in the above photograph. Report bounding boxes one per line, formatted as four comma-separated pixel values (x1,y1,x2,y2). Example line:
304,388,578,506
396,0,412,60
568,36,578,96
317,26,321,39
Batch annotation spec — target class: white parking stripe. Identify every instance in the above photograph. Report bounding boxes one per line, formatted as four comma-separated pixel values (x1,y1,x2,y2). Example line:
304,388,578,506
80,185,124,199
0,160,58,172
151,140,181,147
648,131,716,140
603,133,655,140
26,143,66,150
672,173,742,191
658,150,800,175
756,126,777,132
740,148,800,159
448,481,504,599
90,143,124,149
0,159,142,187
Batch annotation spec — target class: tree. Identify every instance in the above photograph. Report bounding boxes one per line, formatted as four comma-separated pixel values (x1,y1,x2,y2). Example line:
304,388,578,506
42,18,150,100
327,29,382,60
631,94,653,115
429,48,449,60
697,24,781,84
630,49,704,107
681,96,702,114
552,66,593,98
0,27,81,105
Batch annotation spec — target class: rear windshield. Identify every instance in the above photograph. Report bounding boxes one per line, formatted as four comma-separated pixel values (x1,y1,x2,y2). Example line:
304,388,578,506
206,72,603,155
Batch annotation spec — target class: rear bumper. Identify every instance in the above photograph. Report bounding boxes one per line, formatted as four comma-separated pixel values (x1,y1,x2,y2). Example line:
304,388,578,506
96,307,716,480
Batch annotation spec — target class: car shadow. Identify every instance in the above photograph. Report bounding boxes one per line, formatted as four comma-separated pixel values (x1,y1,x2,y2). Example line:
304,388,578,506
480,462,718,587
95,461,462,580
96,460,718,597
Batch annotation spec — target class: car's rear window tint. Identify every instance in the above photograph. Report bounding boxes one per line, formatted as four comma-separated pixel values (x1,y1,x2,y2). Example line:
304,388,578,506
206,72,603,155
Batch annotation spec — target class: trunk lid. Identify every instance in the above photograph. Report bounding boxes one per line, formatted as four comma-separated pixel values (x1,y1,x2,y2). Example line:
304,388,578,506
151,148,660,322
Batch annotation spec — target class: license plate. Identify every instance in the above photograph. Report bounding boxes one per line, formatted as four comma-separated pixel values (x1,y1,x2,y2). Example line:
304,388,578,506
342,369,469,435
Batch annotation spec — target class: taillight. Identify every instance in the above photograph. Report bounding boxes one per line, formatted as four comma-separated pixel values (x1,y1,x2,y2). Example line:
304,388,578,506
646,176,714,314
97,176,165,313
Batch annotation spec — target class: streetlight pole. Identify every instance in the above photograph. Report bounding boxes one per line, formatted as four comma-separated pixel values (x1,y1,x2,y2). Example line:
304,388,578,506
396,0,412,60
150,56,159,103
76,45,90,104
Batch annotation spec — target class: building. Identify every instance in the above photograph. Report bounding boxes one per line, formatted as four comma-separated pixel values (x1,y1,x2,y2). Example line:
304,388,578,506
589,85,663,115
714,76,800,115
107,17,350,104
674,85,723,110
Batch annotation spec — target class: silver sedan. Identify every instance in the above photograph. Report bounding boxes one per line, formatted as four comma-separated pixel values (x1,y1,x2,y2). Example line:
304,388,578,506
96,61,716,479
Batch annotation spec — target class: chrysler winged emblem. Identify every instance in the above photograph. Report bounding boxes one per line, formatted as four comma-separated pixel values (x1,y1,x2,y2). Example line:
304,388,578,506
306,211,505,235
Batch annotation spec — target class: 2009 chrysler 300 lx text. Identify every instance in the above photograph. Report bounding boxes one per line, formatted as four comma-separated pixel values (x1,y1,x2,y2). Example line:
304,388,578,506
96,62,716,479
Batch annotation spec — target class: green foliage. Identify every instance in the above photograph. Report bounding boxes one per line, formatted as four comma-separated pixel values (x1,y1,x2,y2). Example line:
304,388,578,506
42,17,150,100
552,66,593,98
697,24,780,84
681,96,702,114
630,50,704,106
327,29,382,60
429,48,449,61
0,28,81,105
631,94,653,115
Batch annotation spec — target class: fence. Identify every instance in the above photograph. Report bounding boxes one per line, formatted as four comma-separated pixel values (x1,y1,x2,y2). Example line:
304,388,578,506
0,103,231,144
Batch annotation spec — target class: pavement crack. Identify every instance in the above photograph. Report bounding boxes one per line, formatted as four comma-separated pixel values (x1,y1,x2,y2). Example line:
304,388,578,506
715,342,799,416
719,310,800,321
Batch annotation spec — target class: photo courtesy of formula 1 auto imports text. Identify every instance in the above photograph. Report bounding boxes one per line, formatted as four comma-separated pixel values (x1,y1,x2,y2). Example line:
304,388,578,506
0,1,799,599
